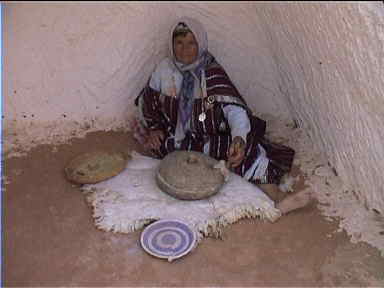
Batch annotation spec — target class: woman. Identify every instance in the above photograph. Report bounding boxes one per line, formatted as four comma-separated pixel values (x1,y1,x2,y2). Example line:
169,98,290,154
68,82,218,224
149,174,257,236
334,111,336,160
134,17,310,215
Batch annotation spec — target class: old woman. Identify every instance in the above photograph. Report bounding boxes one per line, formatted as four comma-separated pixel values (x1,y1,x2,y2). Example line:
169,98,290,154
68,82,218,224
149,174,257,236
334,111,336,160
134,17,310,215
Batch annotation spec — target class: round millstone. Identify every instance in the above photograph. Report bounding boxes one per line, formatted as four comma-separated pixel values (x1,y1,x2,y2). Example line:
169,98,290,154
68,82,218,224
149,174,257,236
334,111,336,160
156,150,224,200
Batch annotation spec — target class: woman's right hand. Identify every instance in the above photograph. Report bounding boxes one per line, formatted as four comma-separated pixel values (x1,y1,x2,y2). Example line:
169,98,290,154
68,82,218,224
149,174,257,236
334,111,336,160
146,130,165,150
227,136,246,169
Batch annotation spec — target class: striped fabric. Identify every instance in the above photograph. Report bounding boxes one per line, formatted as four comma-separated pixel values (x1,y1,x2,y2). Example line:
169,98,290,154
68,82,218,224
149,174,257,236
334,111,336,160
135,61,294,184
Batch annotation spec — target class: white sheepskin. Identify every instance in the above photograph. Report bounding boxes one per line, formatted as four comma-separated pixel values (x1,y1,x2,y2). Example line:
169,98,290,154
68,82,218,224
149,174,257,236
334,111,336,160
81,151,281,244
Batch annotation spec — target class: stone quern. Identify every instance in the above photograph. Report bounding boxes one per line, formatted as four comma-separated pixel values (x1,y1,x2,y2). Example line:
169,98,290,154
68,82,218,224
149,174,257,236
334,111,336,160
156,151,225,200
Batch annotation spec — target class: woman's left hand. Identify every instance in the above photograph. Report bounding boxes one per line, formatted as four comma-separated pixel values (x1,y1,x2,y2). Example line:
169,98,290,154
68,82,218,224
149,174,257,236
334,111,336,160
146,129,165,150
227,136,246,168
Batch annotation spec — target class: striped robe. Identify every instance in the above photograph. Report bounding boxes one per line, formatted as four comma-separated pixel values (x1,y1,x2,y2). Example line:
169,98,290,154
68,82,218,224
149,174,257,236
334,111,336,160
135,61,294,184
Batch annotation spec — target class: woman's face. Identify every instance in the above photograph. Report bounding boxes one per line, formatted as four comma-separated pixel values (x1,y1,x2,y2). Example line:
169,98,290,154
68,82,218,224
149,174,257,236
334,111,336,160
173,32,198,65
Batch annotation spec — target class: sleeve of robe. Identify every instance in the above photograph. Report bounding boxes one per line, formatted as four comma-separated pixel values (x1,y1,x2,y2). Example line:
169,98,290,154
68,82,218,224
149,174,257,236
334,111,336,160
222,105,251,143
136,63,166,131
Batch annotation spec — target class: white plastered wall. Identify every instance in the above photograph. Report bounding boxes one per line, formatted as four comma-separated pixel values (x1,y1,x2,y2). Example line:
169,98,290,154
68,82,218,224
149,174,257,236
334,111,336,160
4,2,384,215
258,2,384,215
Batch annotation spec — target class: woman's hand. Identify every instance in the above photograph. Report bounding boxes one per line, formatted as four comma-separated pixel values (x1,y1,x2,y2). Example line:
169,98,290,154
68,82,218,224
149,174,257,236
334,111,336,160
227,136,246,168
146,130,165,150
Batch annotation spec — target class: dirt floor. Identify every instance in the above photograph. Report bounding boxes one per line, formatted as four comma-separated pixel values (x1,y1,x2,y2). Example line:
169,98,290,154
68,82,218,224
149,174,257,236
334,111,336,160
3,131,384,287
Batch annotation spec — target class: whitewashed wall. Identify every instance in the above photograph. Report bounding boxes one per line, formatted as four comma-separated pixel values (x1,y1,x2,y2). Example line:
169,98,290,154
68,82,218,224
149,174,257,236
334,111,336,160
4,2,284,153
4,2,384,213
258,2,384,214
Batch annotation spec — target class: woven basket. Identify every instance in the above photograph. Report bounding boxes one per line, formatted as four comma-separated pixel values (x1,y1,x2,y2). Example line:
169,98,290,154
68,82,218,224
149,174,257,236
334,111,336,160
65,150,130,184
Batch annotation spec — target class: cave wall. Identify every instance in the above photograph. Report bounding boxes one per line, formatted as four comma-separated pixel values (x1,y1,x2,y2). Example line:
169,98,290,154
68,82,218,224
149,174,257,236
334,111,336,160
4,3,285,153
259,2,384,214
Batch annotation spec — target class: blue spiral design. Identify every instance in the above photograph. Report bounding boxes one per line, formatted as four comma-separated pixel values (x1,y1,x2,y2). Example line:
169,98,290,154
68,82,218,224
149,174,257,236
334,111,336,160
141,220,195,258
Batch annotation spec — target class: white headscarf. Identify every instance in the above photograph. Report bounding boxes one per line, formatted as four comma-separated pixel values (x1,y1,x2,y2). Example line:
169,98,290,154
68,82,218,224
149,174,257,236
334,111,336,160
169,17,209,73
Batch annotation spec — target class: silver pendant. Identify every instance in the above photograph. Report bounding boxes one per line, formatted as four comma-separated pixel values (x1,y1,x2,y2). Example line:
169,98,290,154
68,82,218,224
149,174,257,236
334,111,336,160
198,112,206,122
219,121,227,132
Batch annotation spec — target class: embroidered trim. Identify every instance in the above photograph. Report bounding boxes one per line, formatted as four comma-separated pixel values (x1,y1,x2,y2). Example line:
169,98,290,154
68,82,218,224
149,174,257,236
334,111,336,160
204,94,246,107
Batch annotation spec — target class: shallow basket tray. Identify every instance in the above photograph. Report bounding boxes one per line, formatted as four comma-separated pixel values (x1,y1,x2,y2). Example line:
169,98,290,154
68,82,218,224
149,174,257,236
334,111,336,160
140,219,197,262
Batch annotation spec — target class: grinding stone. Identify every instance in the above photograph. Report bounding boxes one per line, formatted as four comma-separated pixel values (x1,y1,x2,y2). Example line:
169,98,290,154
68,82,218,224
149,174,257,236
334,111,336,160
156,151,224,200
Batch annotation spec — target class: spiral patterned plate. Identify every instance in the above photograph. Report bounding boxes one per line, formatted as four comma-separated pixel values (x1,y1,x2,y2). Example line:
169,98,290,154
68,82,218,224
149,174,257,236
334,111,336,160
140,219,197,261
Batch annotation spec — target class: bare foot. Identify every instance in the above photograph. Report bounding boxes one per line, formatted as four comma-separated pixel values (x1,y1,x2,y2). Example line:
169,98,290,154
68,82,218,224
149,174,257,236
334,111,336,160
258,184,286,202
276,189,312,215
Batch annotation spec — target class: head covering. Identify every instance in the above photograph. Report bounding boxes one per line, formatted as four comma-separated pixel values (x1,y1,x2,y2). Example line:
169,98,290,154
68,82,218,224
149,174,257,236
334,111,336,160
173,22,191,35
169,17,209,72
169,17,214,141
